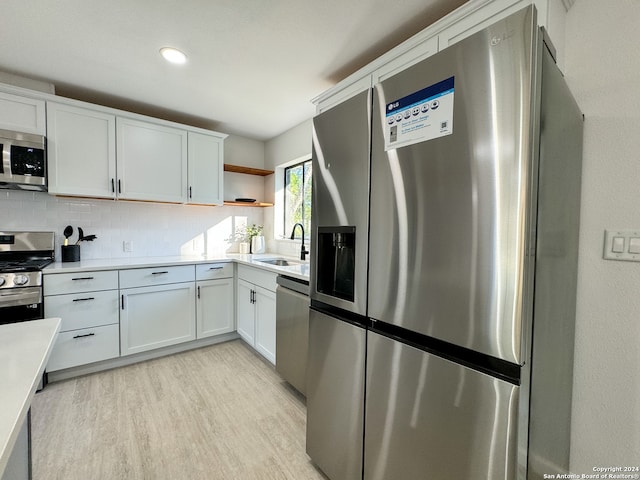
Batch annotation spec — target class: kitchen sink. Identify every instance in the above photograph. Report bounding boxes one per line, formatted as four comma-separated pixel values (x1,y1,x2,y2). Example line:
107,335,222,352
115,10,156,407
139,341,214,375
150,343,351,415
256,258,302,267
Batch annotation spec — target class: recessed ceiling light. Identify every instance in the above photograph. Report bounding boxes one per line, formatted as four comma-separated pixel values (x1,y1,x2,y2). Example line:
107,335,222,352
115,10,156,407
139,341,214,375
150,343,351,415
160,47,187,64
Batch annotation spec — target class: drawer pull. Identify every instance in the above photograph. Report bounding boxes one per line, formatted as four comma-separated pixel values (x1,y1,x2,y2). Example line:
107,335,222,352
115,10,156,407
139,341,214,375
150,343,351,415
72,277,94,281
72,297,95,302
209,266,224,270
73,333,95,339
151,271,169,275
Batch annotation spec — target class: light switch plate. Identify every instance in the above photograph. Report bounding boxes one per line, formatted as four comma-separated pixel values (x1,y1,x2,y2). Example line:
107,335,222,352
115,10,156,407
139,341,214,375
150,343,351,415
604,230,640,262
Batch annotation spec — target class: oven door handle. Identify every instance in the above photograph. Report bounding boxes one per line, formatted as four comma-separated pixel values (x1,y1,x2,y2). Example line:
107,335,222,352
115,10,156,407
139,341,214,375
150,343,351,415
0,287,42,308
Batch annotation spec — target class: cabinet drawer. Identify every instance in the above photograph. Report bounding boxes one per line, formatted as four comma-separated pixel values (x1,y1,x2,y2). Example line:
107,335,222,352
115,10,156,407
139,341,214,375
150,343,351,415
119,265,195,288
45,290,119,332
196,262,233,281
44,270,118,296
237,264,277,292
47,324,120,372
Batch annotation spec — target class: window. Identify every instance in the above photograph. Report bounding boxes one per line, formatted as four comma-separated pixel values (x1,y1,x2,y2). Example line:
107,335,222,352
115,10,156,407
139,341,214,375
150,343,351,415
284,159,312,239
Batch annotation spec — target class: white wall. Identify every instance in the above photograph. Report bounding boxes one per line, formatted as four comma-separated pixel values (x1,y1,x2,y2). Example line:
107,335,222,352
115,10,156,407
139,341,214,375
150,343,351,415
264,118,312,171
564,0,640,470
263,119,312,257
223,134,267,204
0,191,264,259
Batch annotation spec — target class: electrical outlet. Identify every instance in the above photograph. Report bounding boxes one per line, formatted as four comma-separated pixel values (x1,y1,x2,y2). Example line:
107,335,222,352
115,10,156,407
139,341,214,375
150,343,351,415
123,240,133,253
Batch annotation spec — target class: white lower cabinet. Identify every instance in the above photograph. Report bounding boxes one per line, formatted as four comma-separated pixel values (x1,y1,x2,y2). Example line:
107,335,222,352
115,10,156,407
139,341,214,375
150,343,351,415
254,286,276,363
197,278,234,338
47,324,120,372
236,265,277,364
44,270,120,372
237,279,256,345
120,282,196,355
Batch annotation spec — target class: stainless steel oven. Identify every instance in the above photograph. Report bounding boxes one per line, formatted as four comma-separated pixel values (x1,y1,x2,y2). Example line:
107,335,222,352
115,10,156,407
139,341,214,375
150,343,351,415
0,129,47,191
0,232,54,325
1,232,55,391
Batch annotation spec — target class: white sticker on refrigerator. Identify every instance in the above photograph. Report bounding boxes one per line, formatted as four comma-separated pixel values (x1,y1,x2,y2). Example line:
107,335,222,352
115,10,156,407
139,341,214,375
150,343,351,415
384,76,454,151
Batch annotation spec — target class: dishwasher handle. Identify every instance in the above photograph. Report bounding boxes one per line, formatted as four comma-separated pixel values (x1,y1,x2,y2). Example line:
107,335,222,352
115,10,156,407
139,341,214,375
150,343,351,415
276,275,309,296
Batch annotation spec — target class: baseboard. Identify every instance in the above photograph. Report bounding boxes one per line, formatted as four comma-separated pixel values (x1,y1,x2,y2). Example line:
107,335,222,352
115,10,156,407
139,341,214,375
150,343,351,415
46,332,240,383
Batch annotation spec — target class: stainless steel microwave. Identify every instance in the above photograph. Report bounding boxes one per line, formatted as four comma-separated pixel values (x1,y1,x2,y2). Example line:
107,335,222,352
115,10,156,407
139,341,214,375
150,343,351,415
0,128,46,191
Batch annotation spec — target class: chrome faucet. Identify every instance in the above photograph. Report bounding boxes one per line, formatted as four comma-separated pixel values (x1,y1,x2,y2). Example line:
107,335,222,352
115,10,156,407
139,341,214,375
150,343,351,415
290,223,309,261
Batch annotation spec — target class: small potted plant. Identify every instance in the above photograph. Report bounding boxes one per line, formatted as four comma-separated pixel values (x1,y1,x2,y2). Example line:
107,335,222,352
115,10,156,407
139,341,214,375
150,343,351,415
246,224,265,254
234,224,264,254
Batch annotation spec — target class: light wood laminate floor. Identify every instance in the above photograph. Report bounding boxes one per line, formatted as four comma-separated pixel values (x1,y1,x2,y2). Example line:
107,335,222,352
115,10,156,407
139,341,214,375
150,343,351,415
31,340,328,480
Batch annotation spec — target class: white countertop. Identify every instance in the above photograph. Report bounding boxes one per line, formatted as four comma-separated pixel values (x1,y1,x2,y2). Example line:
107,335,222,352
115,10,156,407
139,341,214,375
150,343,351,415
44,253,310,282
0,318,61,476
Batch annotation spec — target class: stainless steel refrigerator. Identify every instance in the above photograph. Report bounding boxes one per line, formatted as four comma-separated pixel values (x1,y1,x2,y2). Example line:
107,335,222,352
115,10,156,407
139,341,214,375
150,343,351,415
307,6,582,480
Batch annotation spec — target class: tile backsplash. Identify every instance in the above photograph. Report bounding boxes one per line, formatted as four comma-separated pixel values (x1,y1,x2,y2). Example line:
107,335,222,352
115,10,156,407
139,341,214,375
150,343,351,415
1,190,264,260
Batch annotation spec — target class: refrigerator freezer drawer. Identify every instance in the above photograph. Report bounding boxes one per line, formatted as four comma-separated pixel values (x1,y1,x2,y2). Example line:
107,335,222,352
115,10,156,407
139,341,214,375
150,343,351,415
364,331,519,480
306,308,366,480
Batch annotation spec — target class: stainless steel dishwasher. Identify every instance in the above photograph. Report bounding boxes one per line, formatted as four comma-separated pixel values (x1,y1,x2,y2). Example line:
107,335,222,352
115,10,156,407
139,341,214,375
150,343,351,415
275,275,310,396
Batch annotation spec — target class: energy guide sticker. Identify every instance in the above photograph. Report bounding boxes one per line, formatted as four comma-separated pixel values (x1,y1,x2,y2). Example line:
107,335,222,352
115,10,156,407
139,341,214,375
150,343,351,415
384,76,454,151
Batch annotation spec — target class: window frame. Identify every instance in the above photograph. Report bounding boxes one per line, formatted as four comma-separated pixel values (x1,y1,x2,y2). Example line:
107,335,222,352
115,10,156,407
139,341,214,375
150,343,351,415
283,159,312,240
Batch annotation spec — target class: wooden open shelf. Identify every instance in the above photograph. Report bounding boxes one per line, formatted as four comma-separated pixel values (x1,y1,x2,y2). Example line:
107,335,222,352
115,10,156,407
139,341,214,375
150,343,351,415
224,164,274,176
223,201,273,207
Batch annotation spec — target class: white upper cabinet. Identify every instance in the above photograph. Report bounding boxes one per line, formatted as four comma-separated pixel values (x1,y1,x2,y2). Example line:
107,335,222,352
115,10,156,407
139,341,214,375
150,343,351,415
438,0,551,48
47,102,116,198
187,131,224,205
372,35,439,85
316,0,568,112
316,76,373,114
0,91,45,135
116,117,188,203
45,98,225,204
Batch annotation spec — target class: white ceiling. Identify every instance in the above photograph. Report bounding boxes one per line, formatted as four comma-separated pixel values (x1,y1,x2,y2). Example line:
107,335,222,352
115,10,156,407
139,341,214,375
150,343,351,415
1,0,467,140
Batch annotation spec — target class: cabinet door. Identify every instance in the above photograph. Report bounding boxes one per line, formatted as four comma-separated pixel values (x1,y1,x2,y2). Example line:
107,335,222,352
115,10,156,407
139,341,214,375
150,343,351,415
0,91,45,134
236,279,255,346
255,285,276,364
120,282,195,355
196,278,234,338
188,132,224,205
116,117,187,203
46,102,116,198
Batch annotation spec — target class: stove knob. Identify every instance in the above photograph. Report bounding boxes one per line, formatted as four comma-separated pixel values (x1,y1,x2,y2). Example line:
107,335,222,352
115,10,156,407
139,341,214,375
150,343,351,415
13,274,29,286
0,277,5,287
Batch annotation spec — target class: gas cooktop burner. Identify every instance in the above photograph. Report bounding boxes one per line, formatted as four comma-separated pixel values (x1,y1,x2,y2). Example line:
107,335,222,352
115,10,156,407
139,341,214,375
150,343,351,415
0,258,53,273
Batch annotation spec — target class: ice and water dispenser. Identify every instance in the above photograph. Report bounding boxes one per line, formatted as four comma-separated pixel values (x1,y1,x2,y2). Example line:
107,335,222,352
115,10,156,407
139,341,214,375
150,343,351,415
315,226,356,302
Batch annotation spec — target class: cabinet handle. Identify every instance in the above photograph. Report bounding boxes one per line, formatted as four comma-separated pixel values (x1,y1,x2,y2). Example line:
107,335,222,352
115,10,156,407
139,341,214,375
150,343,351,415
72,297,95,302
197,286,201,299
72,277,94,281
118,179,122,194
251,289,256,304
121,294,125,310
111,178,115,193
189,186,193,198
209,266,223,270
73,333,95,339
151,271,169,275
